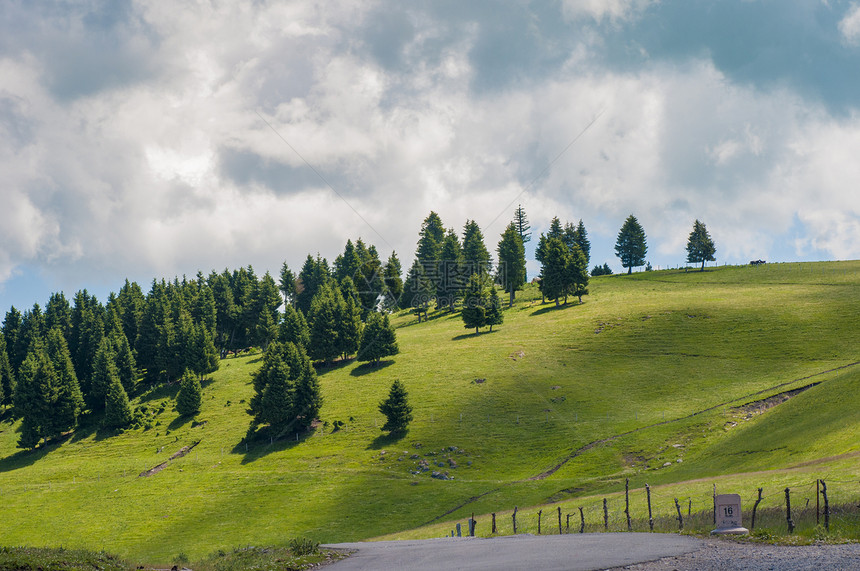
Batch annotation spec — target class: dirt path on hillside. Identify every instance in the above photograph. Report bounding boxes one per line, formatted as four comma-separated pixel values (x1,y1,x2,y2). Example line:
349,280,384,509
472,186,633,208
138,440,201,478
421,361,860,526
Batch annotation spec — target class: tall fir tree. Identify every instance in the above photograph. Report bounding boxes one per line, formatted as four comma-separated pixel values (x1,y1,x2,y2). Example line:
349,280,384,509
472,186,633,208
357,312,399,365
615,214,648,274
337,278,362,359
176,369,203,416
279,304,310,349
461,273,490,334
0,334,14,407
382,251,404,309
307,284,341,365
401,260,433,322
2,307,22,373
461,219,491,282
14,348,55,448
514,204,531,244
485,287,504,332
497,222,526,307
379,379,413,433
437,228,463,311
249,341,321,435
45,292,73,342
539,236,573,306
278,262,297,307
104,374,133,429
87,338,117,411
44,328,84,435
296,255,331,316
686,219,717,271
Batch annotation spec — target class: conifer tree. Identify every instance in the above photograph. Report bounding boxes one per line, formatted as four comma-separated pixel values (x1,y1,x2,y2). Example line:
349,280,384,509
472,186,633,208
279,304,310,349
189,323,219,380
337,278,362,359
290,345,322,432
415,211,445,269
45,328,84,434
686,219,717,271
438,228,463,311
461,273,489,334
176,369,202,416
358,312,399,365
382,252,404,309
110,331,137,393
539,236,573,306
104,373,133,429
0,334,14,408
514,204,531,244
278,262,297,307
485,287,504,332
2,307,22,373
45,292,73,341
307,284,340,365
497,222,526,307
88,338,117,411
14,349,54,448
334,239,363,283
379,380,412,433
461,219,491,282
615,215,648,274
401,260,433,322
296,255,331,316
249,341,321,435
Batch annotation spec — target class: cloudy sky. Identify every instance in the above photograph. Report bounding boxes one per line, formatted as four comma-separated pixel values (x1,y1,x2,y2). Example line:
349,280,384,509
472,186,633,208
2,0,860,311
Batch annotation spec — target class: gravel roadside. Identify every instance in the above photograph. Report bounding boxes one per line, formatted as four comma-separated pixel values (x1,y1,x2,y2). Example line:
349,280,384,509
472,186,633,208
611,537,860,571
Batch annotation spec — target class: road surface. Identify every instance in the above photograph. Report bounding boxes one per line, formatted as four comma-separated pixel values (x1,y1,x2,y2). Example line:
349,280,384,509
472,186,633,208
323,533,701,570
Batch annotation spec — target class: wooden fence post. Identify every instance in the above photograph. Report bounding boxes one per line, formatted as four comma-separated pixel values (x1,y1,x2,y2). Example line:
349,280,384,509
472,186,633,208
512,507,518,534
625,478,632,531
785,488,794,533
538,509,542,534
603,498,608,531
646,484,653,532
674,498,683,531
751,488,763,530
470,513,476,537
579,507,585,533
558,506,562,534
816,479,820,525
492,513,496,534
821,480,830,532
713,483,717,525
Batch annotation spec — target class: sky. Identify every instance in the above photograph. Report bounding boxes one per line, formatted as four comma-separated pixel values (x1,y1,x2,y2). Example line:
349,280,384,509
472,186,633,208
2,0,860,312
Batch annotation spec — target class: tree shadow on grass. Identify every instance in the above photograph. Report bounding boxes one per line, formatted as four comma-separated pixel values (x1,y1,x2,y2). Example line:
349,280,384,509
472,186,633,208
0,430,78,472
529,303,574,317
350,360,395,376
367,430,407,450
234,426,312,465
314,356,356,376
137,382,181,403
168,414,194,431
451,329,499,341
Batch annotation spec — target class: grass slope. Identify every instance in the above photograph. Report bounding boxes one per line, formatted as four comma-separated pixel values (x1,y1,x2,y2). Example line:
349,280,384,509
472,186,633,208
1,261,858,562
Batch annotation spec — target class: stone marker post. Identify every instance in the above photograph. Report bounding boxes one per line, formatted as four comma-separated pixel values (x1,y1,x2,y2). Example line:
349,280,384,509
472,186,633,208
711,493,749,535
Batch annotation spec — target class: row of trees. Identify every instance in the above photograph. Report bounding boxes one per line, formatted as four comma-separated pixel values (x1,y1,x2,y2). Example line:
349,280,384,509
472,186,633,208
613,215,716,274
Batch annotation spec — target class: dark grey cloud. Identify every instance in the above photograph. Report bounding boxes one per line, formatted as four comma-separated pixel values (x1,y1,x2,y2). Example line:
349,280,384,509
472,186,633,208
0,0,160,100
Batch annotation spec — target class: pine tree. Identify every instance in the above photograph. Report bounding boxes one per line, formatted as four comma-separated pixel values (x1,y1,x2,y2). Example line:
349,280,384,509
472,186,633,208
110,331,138,393
88,338,117,411
307,284,340,365
104,374,133,429
382,252,404,309
485,287,504,332
279,304,310,349
379,380,412,433
415,211,445,268
296,255,332,316
278,261,297,307
358,312,399,365
401,260,433,322
686,219,717,271
336,278,362,359
285,342,321,432
176,369,202,416
44,328,84,435
461,273,489,334
249,342,321,435
497,222,526,307
14,349,54,448
567,245,590,304
539,236,573,306
45,292,73,341
514,204,531,244
334,239,363,283
615,215,648,274
437,229,463,311
0,334,14,408
461,219,491,282
259,359,292,432
2,307,22,374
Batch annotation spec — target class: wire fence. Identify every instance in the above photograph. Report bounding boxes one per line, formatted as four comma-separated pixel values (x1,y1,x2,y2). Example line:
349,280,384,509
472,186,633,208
444,477,860,539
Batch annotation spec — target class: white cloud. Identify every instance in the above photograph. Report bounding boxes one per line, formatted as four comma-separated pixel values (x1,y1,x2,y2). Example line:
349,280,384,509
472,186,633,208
561,0,656,24
839,3,860,45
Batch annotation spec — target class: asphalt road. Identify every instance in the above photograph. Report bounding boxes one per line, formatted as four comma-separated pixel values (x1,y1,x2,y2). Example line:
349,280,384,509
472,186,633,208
323,533,702,571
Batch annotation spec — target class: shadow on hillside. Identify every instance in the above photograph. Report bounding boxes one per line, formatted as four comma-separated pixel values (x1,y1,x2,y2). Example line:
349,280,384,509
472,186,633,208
367,431,407,450
234,427,313,464
0,430,75,472
451,329,499,341
314,357,355,376
138,382,181,403
350,361,395,376
168,414,194,431
530,302,580,317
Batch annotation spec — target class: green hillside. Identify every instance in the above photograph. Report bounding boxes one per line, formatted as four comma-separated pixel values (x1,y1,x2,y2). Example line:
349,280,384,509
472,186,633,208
1,261,859,563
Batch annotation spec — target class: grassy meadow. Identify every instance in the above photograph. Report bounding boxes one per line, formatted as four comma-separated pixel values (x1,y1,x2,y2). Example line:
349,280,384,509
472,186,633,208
1,260,859,564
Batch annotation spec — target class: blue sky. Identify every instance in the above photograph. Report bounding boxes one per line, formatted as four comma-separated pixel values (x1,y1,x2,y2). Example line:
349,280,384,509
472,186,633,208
1,0,859,312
